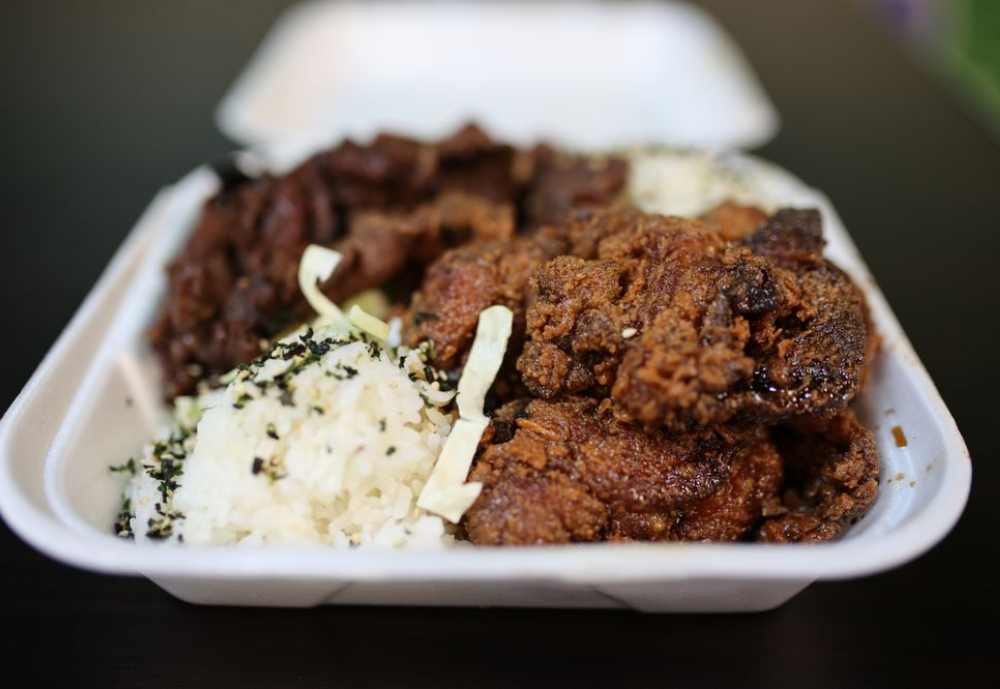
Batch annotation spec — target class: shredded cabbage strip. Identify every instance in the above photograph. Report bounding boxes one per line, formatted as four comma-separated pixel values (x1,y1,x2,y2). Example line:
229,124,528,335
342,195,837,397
418,305,513,522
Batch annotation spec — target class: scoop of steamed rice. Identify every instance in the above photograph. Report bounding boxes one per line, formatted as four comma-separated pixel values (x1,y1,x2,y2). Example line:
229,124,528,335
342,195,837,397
127,322,458,549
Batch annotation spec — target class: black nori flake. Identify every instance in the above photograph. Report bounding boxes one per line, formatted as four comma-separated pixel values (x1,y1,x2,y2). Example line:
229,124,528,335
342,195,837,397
439,368,461,392
112,497,134,539
233,392,254,410
146,453,185,502
114,398,196,540
252,456,287,482
266,423,279,440
307,338,331,357
311,405,325,415
386,446,397,456
280,342,306,361
146,517,174,540
109,458,137,476
379,418,387,432
145,506,184,540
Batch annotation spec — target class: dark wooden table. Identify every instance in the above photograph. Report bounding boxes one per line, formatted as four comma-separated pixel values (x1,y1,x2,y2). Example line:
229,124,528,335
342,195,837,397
2,2,995,687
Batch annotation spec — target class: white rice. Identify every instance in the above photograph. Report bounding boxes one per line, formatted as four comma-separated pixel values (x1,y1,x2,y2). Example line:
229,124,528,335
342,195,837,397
122,321,459,549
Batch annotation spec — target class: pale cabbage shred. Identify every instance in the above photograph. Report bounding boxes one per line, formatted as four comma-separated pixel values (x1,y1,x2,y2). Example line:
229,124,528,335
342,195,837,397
417,305,513,522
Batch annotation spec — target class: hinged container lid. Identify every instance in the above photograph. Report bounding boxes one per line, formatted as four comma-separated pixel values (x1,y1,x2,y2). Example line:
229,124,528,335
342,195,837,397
216,1,779,169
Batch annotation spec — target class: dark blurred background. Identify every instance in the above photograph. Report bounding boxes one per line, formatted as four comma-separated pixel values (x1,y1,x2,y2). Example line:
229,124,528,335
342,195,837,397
1,2,997,687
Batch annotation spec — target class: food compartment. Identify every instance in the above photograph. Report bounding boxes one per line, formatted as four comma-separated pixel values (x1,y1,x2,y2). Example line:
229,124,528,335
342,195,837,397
0,153,966,611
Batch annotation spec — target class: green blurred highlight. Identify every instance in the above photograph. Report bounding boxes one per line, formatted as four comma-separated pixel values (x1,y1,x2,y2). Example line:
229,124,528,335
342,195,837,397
947,0,1000,128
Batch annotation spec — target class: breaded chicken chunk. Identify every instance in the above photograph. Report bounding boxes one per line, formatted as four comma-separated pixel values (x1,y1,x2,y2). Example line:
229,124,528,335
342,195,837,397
464,398,782,545
518,208,873,431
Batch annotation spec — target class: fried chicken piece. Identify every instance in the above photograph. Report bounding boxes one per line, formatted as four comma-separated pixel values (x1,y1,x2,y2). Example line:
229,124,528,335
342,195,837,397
757,410,879,543
699,201,769,240
520,210,771,412
464,398,779,545
402,228,568,372
518,208,873,431
545,209,758,401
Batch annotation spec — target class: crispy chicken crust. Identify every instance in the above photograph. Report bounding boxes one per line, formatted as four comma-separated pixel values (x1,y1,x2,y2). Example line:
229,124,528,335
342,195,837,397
757,410,880,543
518,208,872,431
464,398,783,545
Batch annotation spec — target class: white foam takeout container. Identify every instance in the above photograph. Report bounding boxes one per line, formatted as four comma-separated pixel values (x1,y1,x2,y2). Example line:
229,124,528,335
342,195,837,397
0,151,970,611
0,1,970,610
